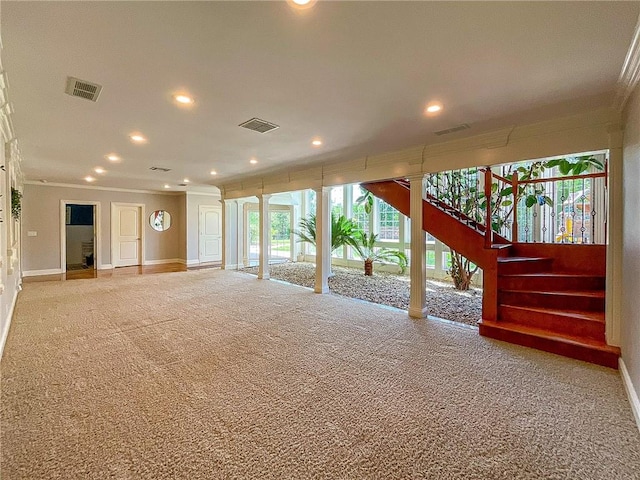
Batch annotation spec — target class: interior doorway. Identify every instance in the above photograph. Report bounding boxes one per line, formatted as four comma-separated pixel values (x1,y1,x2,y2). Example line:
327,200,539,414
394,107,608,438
60,200,101,274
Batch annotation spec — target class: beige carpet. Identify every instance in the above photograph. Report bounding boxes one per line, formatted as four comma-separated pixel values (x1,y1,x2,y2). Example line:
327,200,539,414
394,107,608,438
2,269,639,479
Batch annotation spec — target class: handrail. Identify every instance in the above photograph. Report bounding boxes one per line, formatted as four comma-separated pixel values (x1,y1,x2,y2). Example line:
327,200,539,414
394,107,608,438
517,171,605,185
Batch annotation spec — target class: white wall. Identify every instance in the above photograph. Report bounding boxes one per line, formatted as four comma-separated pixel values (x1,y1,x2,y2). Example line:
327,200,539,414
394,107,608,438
21,184,187,273
0,59,24,358
622,83,640,421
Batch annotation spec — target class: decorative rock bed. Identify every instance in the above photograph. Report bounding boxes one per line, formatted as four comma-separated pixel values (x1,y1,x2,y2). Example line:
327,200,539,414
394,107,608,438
241,262,482,327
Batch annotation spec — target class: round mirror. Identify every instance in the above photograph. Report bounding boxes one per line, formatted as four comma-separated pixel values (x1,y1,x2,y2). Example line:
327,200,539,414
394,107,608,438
149,210,172,232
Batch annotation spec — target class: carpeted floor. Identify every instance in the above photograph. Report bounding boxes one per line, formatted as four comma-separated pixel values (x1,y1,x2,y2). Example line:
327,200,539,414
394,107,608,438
2,269,639,479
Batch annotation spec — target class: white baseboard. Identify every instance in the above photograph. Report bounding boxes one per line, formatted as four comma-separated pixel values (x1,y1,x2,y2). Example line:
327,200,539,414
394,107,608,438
23,268,63,277
98,264,113,270
187,259,200,266
143,258,185,266
222,264,238,270
620,358,640,433
0,287,20,361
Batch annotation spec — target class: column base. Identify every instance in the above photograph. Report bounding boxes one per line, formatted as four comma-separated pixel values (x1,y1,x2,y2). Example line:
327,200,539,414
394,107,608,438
258,273,270,280
314,284,329,294
408,306,428,319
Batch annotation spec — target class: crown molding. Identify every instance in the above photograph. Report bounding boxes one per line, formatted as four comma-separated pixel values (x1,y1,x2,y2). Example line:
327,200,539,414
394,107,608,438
23,180,185,196
615,15,640,112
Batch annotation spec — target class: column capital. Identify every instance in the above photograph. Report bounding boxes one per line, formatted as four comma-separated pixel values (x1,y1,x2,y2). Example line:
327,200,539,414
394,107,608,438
313,186,332,195
260,193,272,201
406,174,426,183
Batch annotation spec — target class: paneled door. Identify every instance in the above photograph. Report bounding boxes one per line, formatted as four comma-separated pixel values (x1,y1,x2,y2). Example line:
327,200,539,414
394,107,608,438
199,205,222,263
112,204,142,267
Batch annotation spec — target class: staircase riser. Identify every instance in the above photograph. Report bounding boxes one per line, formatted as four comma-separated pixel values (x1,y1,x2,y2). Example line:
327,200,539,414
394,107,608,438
479,323,619,369
499,292,605,311
498,306,605,341
498,276,605,291
497,260,553,275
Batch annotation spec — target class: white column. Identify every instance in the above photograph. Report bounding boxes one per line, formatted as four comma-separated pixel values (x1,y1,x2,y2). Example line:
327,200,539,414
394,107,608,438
258,194,271,280
220,199,237,270
236,200,245,269
314,187,331,293
408,175,427,318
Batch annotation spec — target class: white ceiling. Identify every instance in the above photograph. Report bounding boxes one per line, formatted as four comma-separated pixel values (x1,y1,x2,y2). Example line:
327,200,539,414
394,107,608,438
2,1,639,193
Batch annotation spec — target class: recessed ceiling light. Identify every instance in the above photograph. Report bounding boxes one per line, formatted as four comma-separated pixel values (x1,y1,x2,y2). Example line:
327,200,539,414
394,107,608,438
130,133,147,143
84,176,95,183
106,154,120,162
94,167,106,174
250,158,258,164
183,178,190,183
312,139,323,146
210,170,218,175
163,184,171,189
287,0,316,9
425,102,443,114
174,94,194,105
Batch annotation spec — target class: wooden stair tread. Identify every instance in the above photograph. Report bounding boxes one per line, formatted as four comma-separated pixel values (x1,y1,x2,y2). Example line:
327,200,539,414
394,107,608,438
497,257,550,263
501,289,604,298
479,320,619,353
498,304,604,322
499,272,604,278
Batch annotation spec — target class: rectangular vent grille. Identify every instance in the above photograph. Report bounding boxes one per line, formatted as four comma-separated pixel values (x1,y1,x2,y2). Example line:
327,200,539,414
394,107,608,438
149,167,171,172
239,117,280,134
434,123,470,136
64,76,102,102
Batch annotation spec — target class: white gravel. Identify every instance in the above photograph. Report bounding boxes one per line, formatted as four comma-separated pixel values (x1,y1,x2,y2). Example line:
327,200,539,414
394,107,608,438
242,262,482,327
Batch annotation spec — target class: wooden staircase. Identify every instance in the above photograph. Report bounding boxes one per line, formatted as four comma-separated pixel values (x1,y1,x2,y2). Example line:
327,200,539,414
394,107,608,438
361,179,619,369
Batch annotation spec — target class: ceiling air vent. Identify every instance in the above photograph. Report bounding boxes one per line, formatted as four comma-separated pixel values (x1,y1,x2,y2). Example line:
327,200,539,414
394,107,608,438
239,117,280,134
434,123,470,136
149,167,171,172
64,76,102,102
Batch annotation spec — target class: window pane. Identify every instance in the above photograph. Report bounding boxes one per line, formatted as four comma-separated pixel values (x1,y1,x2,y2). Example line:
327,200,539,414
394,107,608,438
377,200,400,241
352,185,370,234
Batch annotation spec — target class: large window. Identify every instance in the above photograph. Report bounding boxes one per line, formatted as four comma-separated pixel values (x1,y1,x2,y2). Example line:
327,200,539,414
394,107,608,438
270,210,291,261
352,186,370,234
377,200,400,241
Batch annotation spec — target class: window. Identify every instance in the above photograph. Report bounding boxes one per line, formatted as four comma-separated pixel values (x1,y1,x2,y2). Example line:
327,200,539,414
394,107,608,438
351,186,370,234
377,200,400,241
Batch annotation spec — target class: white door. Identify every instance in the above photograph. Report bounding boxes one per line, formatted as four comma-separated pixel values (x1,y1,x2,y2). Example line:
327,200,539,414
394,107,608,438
199,205,222,263
113,204,142,267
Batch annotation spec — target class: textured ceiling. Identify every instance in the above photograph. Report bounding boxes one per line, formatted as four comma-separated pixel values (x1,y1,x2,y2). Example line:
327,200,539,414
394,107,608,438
2,1,639,192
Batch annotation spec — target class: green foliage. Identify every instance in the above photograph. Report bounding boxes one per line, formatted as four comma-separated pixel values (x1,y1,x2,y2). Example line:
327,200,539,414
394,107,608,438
351,231,408,274
11,188,22,220
270,211,291,240
355,187,374,214
294,213,360,252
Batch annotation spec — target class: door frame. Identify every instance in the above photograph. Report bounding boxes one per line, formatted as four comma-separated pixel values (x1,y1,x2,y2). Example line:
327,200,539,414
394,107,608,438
60,200,101,273
198,204,222,264
110,202,145,268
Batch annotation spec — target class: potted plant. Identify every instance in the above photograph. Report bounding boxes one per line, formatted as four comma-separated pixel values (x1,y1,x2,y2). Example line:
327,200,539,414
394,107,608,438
352,231,407,276
294,213,360,253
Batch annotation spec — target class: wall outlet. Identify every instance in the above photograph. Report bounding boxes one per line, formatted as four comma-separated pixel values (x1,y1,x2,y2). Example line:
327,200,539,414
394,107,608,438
27,231,37,237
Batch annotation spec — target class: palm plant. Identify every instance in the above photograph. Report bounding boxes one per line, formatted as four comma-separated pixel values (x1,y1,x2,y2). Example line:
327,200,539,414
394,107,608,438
295,213,360,253
352,231,407,276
